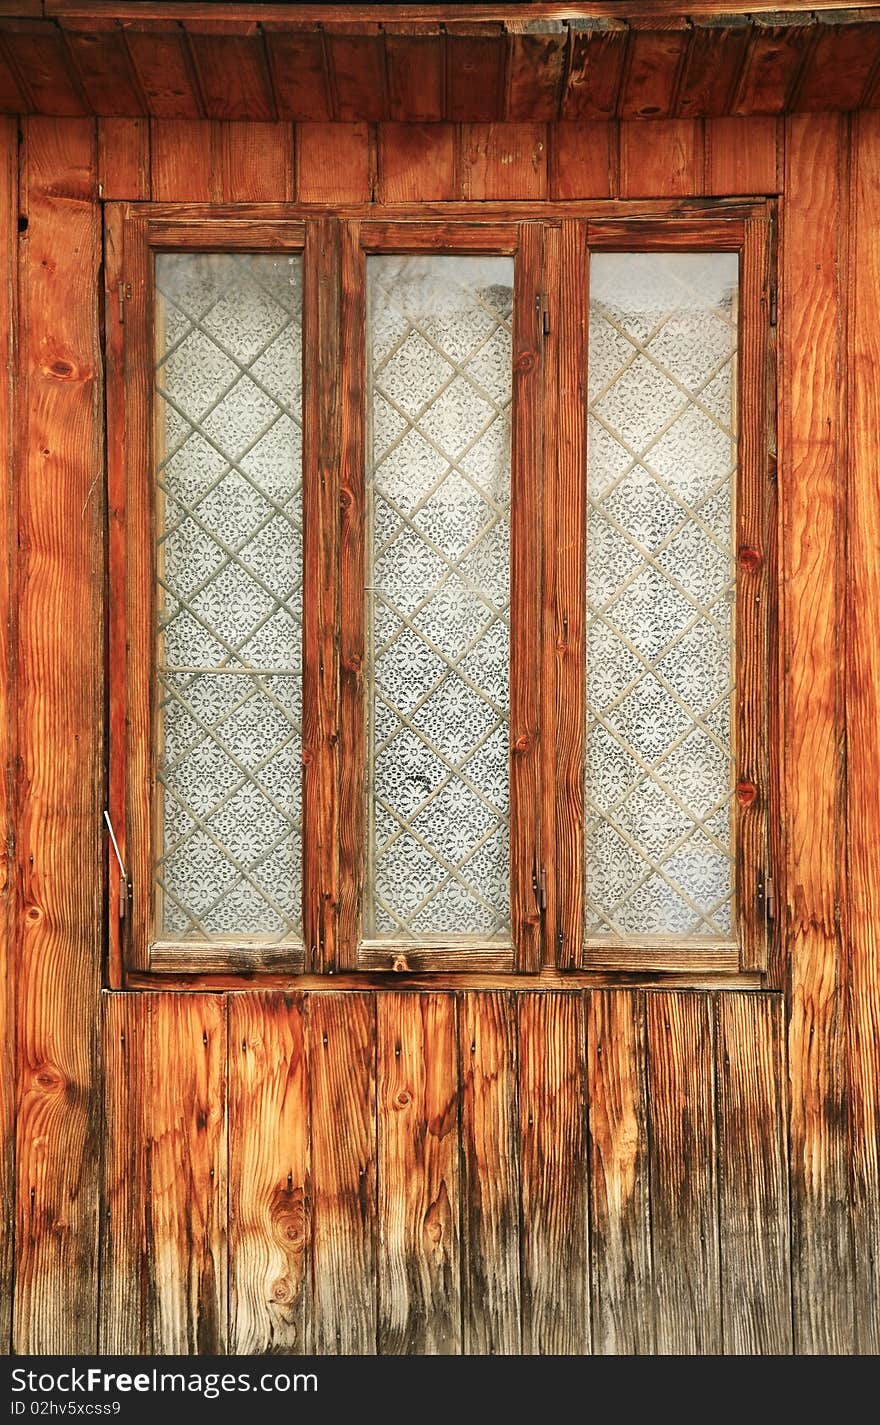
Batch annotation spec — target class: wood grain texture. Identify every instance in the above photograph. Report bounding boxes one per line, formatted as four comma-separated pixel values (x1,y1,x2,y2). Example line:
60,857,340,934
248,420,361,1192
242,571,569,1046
782,112,853,1355
551,122,616,200
554,220,588,968
675,25,750,120
121,25,202,119
460,991,521,1354
645,991,721,1354
445,29,505,124
97,116,150,198
704,116,779,195
378,993,460,1353
505,29,566,123
846,108,880,1355
184,26,275,122
587,990,653,1354
461,123,548,201
99,992,149,1353
377,123,456,203
263,25,331,122
228,992,310,1353
13,116,102,1355
618,26,690,121
147,993,227,1353
0,111,15,1355
385,32,444,124
308,993,376,1353
561,29,627,121
619,118,700,197
150,118,215,200
296,122,372,203
518,993,589,1353
716,993,792,1354
216,121,294,202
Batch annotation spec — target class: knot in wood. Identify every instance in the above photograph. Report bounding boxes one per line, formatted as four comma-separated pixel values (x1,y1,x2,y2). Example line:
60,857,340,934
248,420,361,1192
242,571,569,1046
514,350,537,375
394,1089,412,1109
736,779,758,808
738,544,763,572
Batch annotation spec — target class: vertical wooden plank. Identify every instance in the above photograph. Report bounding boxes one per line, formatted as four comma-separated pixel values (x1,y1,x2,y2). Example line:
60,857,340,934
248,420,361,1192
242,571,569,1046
377,993,460,1354
384,30,445,125
336,223,364,968
147,993,227,1354
561,28,627,121
150,118,216,201
731,23,816,117
296,122,372,204
308,993,376,1354
103,201,126,986
704,116,779,196
716,994,792,1354
619,118,700,198
675,25,751,120
13,116,102,1355
511,223,544,972
100,992,150,1354
551,121,616,200
846,108,880,1355
645,992,721,1354
460,991,521,1355
555,221,588,969
121,24,202,120
377,124,456,204
303,219,341,974
98,117,150,200
446,26,506,124
228,993,310,1354
216,121,294,202
0,110,15,1357
505,29,567,123
263,25,332,123
518,992,590,1354
324,24,387,123
183,26,275,123
618,26,691,121
461,123,548,201
782,112,853,1356
587,990,654,1355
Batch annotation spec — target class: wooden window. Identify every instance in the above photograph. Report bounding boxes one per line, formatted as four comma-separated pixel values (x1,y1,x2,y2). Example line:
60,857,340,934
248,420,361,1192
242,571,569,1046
107,204,774,986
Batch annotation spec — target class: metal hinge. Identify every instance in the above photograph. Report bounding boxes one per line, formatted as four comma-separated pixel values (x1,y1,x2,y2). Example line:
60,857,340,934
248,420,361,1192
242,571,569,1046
768,284,777,328
117,280,132,323
765,874,776,922
536,290,550,337
104,809,128,919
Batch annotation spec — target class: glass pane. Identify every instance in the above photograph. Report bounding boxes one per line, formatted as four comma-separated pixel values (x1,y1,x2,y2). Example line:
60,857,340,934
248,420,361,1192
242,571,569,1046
154,252,303,941
586,252,738,940
366,254,513,941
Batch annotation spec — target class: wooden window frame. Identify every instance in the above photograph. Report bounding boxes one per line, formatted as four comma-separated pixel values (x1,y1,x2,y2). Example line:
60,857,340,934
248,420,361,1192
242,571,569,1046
106,199,776,991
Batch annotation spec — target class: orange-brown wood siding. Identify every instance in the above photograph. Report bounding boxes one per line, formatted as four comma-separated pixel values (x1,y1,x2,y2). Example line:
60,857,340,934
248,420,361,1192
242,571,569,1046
2,112,878,1355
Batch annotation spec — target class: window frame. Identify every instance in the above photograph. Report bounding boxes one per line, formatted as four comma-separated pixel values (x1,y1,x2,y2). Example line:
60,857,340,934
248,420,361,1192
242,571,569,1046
106,200,776,989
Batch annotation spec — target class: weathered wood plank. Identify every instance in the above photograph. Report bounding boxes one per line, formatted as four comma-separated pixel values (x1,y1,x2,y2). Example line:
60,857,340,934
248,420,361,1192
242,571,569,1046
377,124,456,203
551,121,616,199
731,24,814,116
445,28,505,124
0,111,15,1356
619,117,700,197
216,120,294,201
847,107,880,1356
704,116,779,196
377,993,460,1354
99,992,150,1353
461,123,547,201
0,21,88,116
98,116,149,199
13,115,102,1355
228,992,310,1354
518,992,589,1353
308,993,376,1353
782,111,853,1356
618,26,690,121
147,993,227,1353
554,220,588,967
587,990,653,1354
675,25,750,119
645,991,721,1354
297,121,372,203
460,991,520,1354
150,117,215,200
263,24,331,122
62,24,144,117
505,29,566,123
385,32,444,124
716,993,792,1354
184,25,275,122
121,24,202,119
561,29,627,121
325,24,386,123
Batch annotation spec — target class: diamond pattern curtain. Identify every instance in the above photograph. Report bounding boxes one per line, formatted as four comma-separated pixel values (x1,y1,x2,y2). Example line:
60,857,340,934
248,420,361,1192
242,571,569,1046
586,252,738,940
154,252,304,941
366,254,514,940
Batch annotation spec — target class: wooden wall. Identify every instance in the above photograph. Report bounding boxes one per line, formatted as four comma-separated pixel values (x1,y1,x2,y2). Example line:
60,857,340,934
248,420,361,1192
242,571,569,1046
1,111,879,1355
